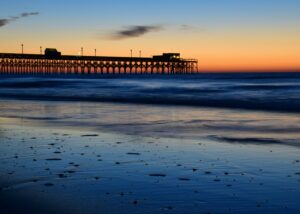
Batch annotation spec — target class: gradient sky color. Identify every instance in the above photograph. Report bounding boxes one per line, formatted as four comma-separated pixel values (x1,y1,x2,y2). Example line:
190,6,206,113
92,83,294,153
0,0,300,71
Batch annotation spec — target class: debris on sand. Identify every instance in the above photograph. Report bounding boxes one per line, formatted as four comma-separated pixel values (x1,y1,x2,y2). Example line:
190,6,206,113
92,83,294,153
178,178,191,181
81,134,99,137
45,158,62,161
126,152,141,155
58,174,67,178
149,174,166,177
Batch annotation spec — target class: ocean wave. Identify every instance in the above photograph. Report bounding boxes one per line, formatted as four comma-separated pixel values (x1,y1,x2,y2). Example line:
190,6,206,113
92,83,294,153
209,135,300,148
230,84,299,90
0,92,299,113
0,80,80,88
0,74,300,113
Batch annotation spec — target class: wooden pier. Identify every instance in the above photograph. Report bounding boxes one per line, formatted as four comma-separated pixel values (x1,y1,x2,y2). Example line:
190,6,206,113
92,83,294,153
0,51,198,75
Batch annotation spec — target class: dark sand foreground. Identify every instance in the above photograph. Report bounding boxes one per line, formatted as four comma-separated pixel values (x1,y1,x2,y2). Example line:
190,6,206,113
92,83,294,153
1,100,300,214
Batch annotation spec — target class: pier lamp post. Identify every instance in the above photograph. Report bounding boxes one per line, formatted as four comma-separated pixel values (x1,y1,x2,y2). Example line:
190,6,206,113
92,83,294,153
21,44,24,54
40,46,43,55
130,49,133,58
94,49,97,57
139,50,141,58
81,47,83,57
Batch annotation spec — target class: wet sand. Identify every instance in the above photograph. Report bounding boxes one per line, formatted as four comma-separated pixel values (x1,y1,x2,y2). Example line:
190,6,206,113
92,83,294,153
1,101,300,213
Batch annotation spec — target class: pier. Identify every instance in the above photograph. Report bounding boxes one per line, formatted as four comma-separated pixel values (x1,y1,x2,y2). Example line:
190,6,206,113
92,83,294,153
0,50,198,75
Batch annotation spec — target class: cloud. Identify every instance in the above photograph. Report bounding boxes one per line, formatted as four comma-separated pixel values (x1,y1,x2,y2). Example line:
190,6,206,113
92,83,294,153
110,25,163,40
179,24,206,33
0,12,39,27
0,19,10,27
21,12,39,17
180,24,193,30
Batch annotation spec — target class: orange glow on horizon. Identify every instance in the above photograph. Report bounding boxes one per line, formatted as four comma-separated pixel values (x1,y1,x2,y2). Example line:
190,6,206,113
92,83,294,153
0,27,299,72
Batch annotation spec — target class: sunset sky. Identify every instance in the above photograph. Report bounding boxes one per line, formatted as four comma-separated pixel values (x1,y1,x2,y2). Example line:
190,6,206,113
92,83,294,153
0,0,299,71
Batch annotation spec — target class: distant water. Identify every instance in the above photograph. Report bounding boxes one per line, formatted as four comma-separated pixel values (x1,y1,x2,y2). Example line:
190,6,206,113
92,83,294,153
0,72,300,113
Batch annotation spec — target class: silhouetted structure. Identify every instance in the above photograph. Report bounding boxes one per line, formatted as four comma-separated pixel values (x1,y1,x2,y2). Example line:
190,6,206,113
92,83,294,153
0,49,198,75
153,53,180,61
45,48,61,58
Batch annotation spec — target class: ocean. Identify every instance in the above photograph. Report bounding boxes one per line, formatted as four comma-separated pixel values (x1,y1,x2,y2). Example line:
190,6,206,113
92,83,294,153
0,72,300,113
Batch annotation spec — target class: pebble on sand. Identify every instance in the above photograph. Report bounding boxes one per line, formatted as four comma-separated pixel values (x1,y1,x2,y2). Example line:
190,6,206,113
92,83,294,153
46,158,62,161
126,152,141,155
58,174,67,178
81,134,99,137
178,178,191,181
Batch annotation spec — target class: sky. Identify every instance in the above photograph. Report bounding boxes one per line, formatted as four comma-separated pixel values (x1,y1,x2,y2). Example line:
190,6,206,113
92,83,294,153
0,0,300,72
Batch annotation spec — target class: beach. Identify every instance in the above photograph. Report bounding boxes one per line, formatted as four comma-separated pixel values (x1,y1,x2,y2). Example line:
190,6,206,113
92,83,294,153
1,74,300,213
0,98,300,213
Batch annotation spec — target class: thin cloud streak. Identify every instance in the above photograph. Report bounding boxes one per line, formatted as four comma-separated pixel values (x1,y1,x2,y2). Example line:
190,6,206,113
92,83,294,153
0,12,39,27
109,25,163,40
21,12,39,17
180,24,193,30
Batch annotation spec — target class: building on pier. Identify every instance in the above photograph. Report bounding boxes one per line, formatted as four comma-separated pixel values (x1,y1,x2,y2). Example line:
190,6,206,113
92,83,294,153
153,53,180,61
45,48,61,59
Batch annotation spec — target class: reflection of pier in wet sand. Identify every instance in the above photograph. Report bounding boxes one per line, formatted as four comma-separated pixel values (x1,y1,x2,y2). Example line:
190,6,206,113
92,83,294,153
0,50,198,75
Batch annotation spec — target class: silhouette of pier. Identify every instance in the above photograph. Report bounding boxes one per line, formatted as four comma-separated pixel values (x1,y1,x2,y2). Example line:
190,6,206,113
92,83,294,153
0,50,198,75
